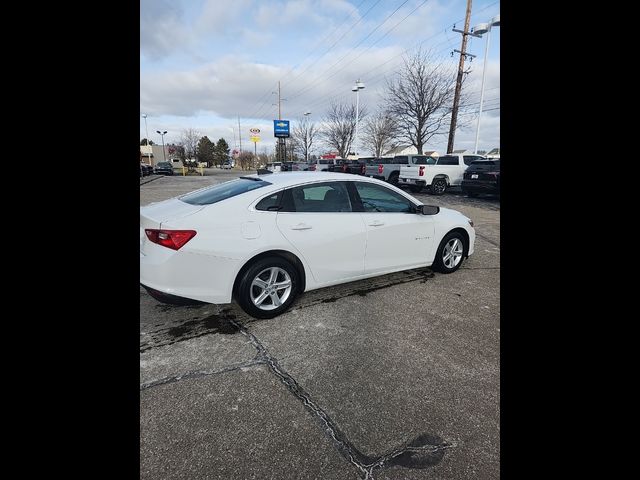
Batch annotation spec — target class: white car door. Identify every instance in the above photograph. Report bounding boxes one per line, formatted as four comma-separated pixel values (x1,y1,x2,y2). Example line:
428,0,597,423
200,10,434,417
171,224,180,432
353,182,436,274
436,155,466,185
276,181,366,285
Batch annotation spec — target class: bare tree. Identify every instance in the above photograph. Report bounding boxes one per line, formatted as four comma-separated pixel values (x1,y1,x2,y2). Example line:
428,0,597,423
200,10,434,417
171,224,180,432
321,101,367,158
385,50,459,154
291,116,318,162
361,109,400,158
180,128,201,170
237,151,256,170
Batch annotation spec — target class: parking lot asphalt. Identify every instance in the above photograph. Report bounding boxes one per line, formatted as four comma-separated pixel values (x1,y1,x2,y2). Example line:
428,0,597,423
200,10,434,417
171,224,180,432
140,170,500,479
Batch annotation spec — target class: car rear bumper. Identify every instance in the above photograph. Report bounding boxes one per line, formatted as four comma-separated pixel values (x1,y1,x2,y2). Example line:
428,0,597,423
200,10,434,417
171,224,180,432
461,180,499,193
140,244,239,304
398,178,426,186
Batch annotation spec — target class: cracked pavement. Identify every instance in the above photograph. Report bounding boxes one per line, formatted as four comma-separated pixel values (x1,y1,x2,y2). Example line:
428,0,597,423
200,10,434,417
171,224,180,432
140,173,500,479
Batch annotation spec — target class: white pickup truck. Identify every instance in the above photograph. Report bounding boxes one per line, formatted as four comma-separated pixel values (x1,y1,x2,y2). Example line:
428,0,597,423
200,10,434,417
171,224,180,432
398,153,485,194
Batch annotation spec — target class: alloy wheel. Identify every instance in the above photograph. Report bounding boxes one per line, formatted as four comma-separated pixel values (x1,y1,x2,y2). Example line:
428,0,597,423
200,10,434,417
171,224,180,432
442,238,463,269
250,267,293,311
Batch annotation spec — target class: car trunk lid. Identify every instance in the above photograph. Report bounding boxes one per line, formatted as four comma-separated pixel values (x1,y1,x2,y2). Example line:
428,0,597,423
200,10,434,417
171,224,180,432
140,198,206,252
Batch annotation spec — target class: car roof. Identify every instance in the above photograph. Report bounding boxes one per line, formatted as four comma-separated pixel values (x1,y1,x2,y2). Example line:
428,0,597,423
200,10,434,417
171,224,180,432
247,171,363,186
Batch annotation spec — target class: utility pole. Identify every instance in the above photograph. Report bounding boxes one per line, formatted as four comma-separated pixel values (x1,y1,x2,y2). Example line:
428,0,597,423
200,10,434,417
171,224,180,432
447,0,476,154
238,115,242,152
273,81,288,163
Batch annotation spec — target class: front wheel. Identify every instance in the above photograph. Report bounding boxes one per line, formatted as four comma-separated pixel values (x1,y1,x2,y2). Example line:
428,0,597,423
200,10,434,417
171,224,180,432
432,232,466,273
236,257,300,319
430,178,447,195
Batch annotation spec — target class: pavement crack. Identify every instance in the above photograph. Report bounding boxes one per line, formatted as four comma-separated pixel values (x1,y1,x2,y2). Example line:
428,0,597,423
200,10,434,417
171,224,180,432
229,319,451,479
140,360,265,391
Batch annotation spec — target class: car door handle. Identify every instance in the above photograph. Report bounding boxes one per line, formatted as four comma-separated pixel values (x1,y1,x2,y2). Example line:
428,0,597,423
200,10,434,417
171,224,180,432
368,220,385,227
290,223,312,230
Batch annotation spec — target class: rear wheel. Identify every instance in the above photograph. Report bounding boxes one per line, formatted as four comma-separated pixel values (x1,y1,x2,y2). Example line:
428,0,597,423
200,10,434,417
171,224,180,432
236,257,300,319
430,178,447,195
432,231,466,273
388,172,399,186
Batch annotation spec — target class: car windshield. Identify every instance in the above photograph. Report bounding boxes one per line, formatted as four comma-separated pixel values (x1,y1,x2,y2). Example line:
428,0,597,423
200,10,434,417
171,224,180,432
157,162,171,167
180,178,271,205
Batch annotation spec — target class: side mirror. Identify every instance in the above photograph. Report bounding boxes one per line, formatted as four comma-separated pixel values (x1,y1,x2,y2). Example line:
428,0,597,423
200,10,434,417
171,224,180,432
417,204,439,215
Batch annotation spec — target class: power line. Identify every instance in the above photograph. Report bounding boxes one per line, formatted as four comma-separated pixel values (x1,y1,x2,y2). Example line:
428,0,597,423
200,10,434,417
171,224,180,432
281,0,385,90
288,0,424,101
249,1,501,121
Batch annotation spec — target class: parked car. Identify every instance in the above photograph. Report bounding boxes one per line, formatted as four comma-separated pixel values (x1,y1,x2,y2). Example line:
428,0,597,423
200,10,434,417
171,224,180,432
399,153,485,194
222,161,233,169
461,159,500,197
365,155,433,186
154,161,174,175
265,162,282,172
328,159,369,175
140,172,475,318
308,159,338,172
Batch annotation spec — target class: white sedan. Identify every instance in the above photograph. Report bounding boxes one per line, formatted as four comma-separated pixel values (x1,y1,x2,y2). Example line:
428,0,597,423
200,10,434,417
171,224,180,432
140,172,475,318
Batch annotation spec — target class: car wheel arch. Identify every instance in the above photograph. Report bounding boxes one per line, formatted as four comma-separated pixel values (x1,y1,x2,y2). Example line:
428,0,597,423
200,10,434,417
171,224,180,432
444,227,470,258
432,174,449,185
232,249,307,299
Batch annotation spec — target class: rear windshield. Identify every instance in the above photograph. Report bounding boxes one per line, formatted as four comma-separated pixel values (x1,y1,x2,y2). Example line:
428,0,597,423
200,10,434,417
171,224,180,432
470,160,500,167
157,162,172,167
180,178,271,205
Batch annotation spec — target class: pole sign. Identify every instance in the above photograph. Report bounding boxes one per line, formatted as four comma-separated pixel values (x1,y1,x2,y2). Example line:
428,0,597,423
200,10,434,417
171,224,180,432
249,128,261,143
273,120,290,138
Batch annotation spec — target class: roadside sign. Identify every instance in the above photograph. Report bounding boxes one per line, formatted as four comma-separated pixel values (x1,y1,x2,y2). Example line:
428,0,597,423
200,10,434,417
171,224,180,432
273,120,290,138
250,136,260,143
249,128,261,135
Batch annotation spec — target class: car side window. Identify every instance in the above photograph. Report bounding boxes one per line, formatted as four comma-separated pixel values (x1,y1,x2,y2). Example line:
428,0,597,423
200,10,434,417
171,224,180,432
437,155,458,165
283,182,352,213
255,191,282,211
354,182,414,213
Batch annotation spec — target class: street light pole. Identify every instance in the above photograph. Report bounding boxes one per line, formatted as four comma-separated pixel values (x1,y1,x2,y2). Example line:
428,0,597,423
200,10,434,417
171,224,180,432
142,114,151,164
352,80,365,157
472,14,500,154
156,130,167,162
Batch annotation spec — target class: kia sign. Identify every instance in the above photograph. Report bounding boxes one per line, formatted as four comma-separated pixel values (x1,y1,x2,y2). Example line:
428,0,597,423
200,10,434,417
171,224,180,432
273,120,290,138
249,128,261,135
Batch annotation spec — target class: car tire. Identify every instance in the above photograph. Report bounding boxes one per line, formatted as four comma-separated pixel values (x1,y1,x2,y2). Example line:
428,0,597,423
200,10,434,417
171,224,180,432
236,256,300,319
430,178,447,195
432,231,466,274
410,185,423,193
388,172,399,186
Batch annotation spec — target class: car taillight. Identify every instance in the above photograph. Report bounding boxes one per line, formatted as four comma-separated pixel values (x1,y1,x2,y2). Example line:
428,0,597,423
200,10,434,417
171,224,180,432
145,229,197,250
309,164,316,171
378,164,384,174
361,164,366,174
342,164,347,172
419,165,425,176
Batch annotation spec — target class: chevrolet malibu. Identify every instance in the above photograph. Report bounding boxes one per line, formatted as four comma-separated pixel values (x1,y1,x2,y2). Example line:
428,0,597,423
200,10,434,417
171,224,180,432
140,172,475,318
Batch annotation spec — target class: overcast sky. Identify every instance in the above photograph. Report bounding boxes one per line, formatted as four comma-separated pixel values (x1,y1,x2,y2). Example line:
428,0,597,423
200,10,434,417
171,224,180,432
140,0,500,156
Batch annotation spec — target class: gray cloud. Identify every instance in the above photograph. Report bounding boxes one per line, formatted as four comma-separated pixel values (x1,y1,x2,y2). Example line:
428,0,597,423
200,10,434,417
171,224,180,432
140,0,191,59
